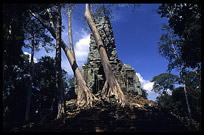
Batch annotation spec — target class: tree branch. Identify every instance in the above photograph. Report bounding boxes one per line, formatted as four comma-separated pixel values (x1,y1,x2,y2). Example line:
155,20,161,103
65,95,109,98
29,10,56,39
68,5,76,59
47,8,55,30
85,3,90,12
170,38,180,60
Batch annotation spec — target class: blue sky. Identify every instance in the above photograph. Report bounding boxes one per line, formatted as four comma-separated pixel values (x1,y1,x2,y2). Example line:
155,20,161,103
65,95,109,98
23,4,179,101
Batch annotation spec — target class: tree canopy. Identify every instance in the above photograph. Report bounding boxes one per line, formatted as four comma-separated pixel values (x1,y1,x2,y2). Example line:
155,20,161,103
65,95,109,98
155,3,201,121
151,73,179,95
157,3,201,69
156,86,201,123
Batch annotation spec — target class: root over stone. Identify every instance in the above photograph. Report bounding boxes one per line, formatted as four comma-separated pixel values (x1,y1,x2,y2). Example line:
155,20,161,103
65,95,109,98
76,82,99,108
101,80,126,107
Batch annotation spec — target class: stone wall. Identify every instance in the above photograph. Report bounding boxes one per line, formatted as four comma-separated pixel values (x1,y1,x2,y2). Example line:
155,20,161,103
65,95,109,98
81,17,142,95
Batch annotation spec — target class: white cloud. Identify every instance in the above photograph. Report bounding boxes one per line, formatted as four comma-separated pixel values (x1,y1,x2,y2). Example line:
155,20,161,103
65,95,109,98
136,72,154,92
24,52,38,63
74,33,90,65
143,82,155,92
136,72,159,101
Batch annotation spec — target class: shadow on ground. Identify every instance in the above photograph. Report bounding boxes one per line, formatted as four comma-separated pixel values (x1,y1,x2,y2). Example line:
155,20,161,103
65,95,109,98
11,93,200,132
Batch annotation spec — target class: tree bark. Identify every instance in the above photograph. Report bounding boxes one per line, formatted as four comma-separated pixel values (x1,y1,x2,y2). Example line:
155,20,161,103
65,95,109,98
25,33,35,121
30,9,95,108
68,5,77,91
84,4,126,107
56,5,65,119
171,39,192,120
183,83,192,119
180,70,192,119
68,5,76,60
47,8,55,30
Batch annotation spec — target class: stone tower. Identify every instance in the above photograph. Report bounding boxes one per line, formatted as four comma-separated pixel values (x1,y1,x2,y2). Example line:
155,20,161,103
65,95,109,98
81,17,142,95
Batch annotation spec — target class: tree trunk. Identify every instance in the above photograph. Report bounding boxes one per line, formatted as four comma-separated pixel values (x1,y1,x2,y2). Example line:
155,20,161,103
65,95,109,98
183,79,192,119
68,5,77,91
25,33,35,121
180,69,192,119
63,39,98,107
30,9,96,108
68,6,76,60
47,8,55,29
171,38,192,120
56,5,65,119
84,4,126,107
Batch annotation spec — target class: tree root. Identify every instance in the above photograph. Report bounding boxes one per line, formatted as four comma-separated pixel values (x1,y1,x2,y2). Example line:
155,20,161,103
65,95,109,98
101,80,126,107
76,84,100,108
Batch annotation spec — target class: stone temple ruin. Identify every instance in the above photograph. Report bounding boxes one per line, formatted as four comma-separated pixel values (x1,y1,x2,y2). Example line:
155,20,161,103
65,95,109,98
80,17,143,95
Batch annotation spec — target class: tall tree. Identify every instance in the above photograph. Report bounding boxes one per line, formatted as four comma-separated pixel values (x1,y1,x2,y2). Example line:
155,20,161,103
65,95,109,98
156,86,201,123
158,24,192,119
24,11,54,121
157,3,201,70
24,32,35,121
55,4,65,119
32,56,57,123
67,4,76,60
67,4,78,92
29,5,96,108
84,4,126,107
3,4,31,128
151,73,179,95
31,56,69,123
